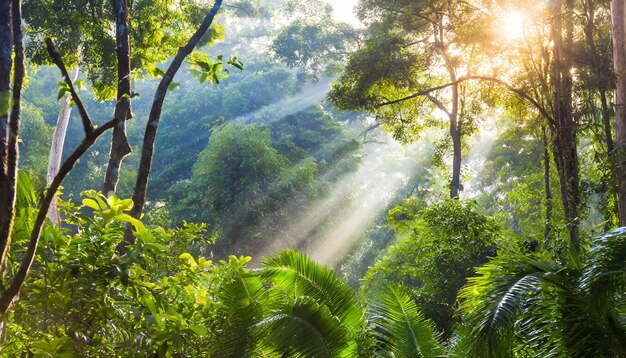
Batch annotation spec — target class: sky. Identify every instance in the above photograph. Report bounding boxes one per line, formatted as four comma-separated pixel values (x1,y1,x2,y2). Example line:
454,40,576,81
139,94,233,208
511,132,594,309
330,0,360,25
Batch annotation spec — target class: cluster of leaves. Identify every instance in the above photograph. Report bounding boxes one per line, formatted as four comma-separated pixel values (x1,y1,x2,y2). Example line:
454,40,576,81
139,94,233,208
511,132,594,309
362,199,502,336
459,228,626,357
23,0,224,100
3,177,253,356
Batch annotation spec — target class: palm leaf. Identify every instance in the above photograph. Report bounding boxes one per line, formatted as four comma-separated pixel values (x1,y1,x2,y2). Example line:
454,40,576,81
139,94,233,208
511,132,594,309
256,297,356,358
368,284,443,358
212,272,267,357
260,250,363,329
581,227,626,309
459,252,553,357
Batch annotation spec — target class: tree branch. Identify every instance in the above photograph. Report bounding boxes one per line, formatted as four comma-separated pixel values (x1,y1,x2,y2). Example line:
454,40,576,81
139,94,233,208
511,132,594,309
44,38,94,136
122,0,224,250
0,118,116,314
376,75,555,126
425,93,451,118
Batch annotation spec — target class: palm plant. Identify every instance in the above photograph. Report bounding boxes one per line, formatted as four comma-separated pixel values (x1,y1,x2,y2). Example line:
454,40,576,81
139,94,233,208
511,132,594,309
458,227,626,357
368,285,444,357
216,250,443,357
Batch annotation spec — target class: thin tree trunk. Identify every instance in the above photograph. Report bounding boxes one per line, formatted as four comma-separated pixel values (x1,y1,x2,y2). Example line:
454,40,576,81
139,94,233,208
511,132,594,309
122,0,223,249
551,0,580,248
103,0,132,197
613,0,626,226
543,126,553,241
0,0,13,278
443,47,461,199
450,110,462,199
47,66,79,226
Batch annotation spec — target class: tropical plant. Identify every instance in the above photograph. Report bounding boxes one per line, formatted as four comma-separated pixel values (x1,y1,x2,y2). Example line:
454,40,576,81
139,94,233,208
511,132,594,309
216,250,443,358
458,227,626,357
363,199,501,336
368,285,444,357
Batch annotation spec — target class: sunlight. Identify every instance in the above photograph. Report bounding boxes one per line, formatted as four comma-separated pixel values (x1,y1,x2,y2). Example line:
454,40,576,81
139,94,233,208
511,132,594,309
499,10,527,41
330,0,360,25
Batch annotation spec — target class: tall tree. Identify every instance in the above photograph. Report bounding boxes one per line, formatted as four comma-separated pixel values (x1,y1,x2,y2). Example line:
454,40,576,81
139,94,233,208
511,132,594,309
22,0,223,195
0,0,15,276
550,0,581,246
613,0,626,225
329,0,492,198
46,66,79,226
102,0,132,196
124,0,226,249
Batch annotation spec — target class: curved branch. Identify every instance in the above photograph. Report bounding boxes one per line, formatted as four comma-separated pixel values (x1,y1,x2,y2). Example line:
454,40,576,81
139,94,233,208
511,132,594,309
0,119,116,314
376,75,554,126
122,0,224,250
44,38,94,136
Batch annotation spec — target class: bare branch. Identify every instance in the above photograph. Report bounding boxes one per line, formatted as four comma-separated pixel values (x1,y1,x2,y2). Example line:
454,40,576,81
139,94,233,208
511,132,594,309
122,0,224,250
44,38,94,136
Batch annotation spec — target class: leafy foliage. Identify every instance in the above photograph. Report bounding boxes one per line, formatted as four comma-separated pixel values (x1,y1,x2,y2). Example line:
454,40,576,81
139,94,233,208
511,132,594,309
459,228,626,357
368,285,444,357
363,199,501,336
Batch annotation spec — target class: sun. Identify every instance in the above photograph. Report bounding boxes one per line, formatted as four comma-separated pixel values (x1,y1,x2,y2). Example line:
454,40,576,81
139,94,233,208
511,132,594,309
499,10,527,41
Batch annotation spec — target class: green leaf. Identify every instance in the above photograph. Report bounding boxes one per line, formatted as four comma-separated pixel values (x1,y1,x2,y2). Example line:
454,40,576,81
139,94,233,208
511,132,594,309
74,79,86,90
82,198,102,211
146,65,166,78
190,325,208,336
145,242,169,253
228,56,244,70
168,82,181,91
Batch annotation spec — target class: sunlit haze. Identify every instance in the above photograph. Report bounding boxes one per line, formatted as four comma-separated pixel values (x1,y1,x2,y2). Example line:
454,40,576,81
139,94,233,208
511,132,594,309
500,10,527,41
330,0,360,25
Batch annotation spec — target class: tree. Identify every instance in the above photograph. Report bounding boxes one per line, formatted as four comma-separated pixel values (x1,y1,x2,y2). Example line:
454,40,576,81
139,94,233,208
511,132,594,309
46,66,79,226
22,0,225,196
613,0,626,225
328,0,496,198
0,0,19,277
362,199,500,337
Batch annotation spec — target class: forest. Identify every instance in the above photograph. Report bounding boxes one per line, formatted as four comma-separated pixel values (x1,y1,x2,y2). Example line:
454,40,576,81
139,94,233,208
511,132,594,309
0,0,625,356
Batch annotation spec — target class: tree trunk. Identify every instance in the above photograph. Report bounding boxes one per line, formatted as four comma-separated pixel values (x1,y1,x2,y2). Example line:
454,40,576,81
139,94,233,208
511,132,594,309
46,66,79,226
450,111,462,199
103,0,132,197
551,0,580,248
446,58,461,199
543,126,553,242
613,0,626,226
0,0,13,278
122,0,223,250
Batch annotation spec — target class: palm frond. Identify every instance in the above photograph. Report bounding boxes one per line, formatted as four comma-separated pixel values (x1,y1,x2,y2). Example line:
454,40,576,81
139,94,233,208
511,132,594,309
256,297,357,358
213,272,267,357
260,250,363,329
459,253,551,357
368,284,443,358
581,227,626,309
